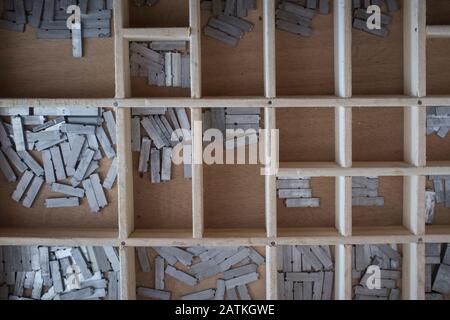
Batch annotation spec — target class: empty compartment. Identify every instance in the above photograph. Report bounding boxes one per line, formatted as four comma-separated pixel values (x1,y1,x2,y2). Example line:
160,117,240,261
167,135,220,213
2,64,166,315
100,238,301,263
128,0,189,28
0,107,118,234
277,108,335,162
352,107,404,162
424,243,450,300
277,177,336,235
427,0,450,94
351,244,402,300
0,245,120,300
131,107,192,233
352,0,404,94
129,40,191,98
425,176,450,227
426,106,450,162
0,3,115,98
201,0,264,96
278,245,335,300
135,246,266,300
352,176,403,229
276,0,334,95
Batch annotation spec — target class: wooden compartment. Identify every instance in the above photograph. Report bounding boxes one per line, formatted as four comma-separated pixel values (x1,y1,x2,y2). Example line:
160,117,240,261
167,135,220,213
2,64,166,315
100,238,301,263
352,176,404,229
200,0,264,96
426,106,450,162
426,0,450,94
425,178,450,227
278,178,336,236
0,27,115,98
204,163,265,236
0,108,118,237
128,0,190,28
424,243,450,300
277,108,335,163
352,107,404,162
132,110,192,235
135,246,266,300
275,2,334,95
352,0,404,95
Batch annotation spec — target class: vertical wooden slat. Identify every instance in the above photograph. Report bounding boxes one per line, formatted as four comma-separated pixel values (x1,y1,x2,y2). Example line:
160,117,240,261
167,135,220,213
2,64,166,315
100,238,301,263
189,0,204,238
403,0,427,300
334,244,352,300
265,245,278,300
114,0,131,99
119,245,136,300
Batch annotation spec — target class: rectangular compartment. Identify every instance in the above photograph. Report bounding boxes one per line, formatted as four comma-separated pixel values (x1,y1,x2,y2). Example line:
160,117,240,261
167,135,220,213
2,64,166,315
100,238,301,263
131,108,192,234
352,0,404,94
0,245,120,300
425,176,450,227
277,177,336,234
352,176,403,229
0,107,118,236
426,106,450,162
351,244,402,300
275,0,334,95
201,0,264,96
135,246,266,300
424,243,450,300
352,107,404,162
0,4,115,98
128,0,190,28
277,108,335,163
278,245,335,300
427,0,450,94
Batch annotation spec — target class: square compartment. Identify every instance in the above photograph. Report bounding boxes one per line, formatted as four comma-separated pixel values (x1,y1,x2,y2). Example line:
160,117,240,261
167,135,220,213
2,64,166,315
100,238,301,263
0,108,118,236
275,1,334,95
352,107,404,162
128,0,190,28
129,40,191,98
352,176,404,229
426,0,450,94
277,108,335,163
135,246,266,300
351,244,403,300
277,177,336,233
201,0,264,96
131,108,192,233
352,1,404,94
0,10,115,98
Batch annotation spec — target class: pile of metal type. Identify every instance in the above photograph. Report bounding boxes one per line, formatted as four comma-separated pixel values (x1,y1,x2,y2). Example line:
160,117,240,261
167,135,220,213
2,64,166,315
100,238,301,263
276,0,330,38
132,107,192,182
352,0,399,39
427,106,450,139
133,0,159,7
352,244,401,300
0,0,112,38
425,175,450,225
276,177,320,208
278,245,334,300
425,243,450,300
136,246,265,300
129,41,190,89
203,107,261,150
0,246,119,300
352,176,384,207
201,0,256,47
0,107,117,213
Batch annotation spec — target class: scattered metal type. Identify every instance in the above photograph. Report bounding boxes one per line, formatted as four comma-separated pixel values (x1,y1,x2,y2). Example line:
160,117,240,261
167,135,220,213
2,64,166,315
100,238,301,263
0,107,118,212
133,0,159,7
352,176,385,207
201,0,257,47
425,175,450,224
136,246,265,300
132,107,192,182
425,243,450,300
278,245,334,300
427,106,450,139
352,0,400,39
352,244,401,300
0,245,119,300
0,0,113,57
129,41,190,89
276,177,320,208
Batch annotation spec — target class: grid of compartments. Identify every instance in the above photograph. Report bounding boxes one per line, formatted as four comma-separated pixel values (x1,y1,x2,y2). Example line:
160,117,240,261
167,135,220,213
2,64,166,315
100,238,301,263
1,0,450,300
